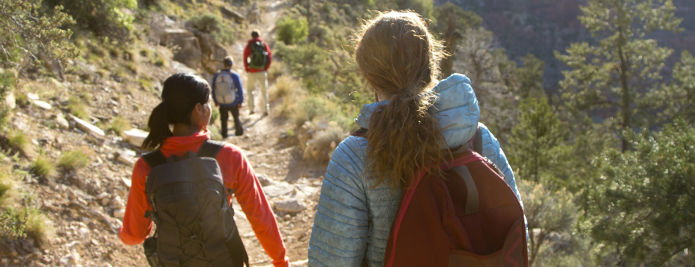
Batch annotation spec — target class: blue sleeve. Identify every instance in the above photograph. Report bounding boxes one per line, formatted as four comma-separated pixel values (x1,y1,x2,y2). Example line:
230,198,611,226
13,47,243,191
233,72,244,104
309,139,369,266
478,123,521,202
211,73,219,105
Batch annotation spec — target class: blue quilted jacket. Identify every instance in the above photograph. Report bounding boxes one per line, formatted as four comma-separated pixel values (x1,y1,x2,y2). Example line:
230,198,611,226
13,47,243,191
308,74,523,267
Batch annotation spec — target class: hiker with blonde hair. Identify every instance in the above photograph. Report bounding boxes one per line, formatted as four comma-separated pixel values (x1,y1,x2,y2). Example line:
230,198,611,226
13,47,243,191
308,11,525,266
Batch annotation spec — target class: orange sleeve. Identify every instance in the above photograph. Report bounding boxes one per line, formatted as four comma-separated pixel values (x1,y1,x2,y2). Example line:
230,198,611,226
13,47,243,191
118,158,153,245
219,145,289,267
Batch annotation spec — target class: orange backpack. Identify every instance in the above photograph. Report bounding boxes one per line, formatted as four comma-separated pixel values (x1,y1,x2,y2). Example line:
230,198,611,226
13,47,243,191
383,132,528,267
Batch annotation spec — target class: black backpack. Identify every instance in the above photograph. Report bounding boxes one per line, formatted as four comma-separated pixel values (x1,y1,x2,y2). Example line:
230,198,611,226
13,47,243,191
142,140,249,267
248,40,268,69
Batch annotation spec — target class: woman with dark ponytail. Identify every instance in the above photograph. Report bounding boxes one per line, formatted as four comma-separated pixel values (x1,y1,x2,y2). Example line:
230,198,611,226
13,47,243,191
308,11,524,266
119,73,290,267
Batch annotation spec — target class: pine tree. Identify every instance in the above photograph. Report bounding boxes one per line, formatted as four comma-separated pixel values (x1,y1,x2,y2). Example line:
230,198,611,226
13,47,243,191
587,120,695,265
555,0,682,152
433,3,481,78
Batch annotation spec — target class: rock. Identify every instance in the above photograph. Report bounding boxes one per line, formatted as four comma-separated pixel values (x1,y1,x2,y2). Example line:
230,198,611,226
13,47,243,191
121,176,132,188
110,195,125,210
124,128,148,147
273,198,306,214
55,113,70,129
27,93,39,100
113,208,125,219
171,61,198,75
262,182,294,198
116,149,136,165
32,100,52,110
159,28,194,46
68,114,105,137
98,193,110,206
4,92,15,110
219,6,244,23
256,174,274,186
59,249,81,267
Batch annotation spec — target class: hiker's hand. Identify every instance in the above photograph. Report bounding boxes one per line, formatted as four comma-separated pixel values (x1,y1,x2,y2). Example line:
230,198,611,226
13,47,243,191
237,104,242,109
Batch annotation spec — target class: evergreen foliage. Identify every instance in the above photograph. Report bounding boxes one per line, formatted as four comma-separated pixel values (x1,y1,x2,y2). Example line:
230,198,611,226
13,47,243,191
587,120,695,265
556,0,682,151
45,0,137,42
0,0,76,70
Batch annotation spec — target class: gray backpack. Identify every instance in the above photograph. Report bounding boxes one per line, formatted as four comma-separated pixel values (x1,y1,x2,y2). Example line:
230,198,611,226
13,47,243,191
213,72,236,105
142,140,249,267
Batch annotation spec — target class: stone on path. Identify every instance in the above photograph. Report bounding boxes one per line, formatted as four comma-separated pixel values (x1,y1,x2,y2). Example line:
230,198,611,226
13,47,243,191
261,182,294,198
116,149,136,165
68,114,105,137
124,128,148,147
55,113,70,129
32,100,52,110
273,198,306,214
4,92,15,110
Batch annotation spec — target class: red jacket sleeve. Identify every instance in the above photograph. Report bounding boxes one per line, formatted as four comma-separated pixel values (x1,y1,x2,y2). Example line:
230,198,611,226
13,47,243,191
118,158,153,245
243,42,251,71
264,42,272,71
218,145,289,267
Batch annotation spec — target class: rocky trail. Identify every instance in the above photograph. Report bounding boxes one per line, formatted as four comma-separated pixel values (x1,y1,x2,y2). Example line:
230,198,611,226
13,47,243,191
0,0,326,266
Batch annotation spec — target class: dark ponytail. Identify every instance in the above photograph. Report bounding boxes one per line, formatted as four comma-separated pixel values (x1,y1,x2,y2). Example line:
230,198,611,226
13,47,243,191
142,103,172,150
142,73,211,150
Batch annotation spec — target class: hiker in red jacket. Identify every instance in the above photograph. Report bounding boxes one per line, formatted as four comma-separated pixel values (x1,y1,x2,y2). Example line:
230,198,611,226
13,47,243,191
243,30,272,116
118,73,289,267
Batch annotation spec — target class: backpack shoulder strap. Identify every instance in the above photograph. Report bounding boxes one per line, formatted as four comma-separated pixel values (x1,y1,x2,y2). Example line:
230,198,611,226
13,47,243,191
350,127,368,138
142,150,166,168
473,126,482,155
197,140,225,158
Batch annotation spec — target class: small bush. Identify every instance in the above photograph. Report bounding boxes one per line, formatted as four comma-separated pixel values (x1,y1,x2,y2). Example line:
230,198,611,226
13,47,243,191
0,166,15,207
189,14,220,33
0,208,26,239
209,107,219,126
67,96,88,119
30,156,55,178
270,75,302,101
58,150,90,171
46,0,137,42
23,207,54,245
108,116,131,136
8,131,29,154
276,16,309,45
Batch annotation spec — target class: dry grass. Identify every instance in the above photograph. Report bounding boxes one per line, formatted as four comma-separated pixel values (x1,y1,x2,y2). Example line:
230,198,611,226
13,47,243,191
108,116,131,136
30,155,55,178
58,149,90,172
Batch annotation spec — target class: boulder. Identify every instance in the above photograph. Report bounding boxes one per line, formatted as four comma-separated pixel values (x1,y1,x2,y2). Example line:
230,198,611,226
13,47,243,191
220,7,244,24
171,61,198,75
31,100,52,110
174,37,203,70
262,182,294,198
68,114,105,137
116,149,136,165
274,198,306,214
55,113,70,129
124,128,148,147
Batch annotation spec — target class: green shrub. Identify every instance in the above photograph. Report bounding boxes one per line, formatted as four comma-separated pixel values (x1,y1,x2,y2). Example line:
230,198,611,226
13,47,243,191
189,14,220,33
0,71,13,130
276,16,309,45
58,150,90,171
0,208,26,239
108,116,131,136
0,166,15,207
188,13,236,45
8,131,29,154
67,96,88,119
22,207,54,245
45,0,137,42
30,155,55,178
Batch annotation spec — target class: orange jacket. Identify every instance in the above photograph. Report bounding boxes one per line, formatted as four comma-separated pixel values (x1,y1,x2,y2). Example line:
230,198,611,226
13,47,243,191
243,37,272,72
118,131,289,267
